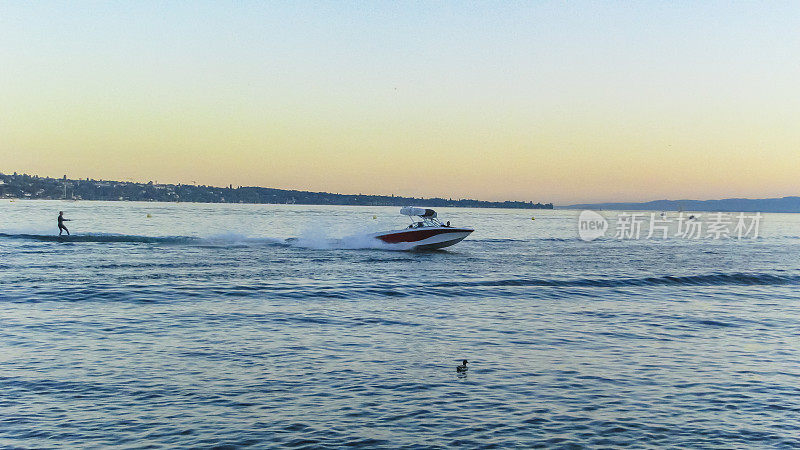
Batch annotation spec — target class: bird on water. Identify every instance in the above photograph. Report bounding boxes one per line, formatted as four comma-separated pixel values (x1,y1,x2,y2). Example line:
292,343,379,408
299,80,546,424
456,359,468,372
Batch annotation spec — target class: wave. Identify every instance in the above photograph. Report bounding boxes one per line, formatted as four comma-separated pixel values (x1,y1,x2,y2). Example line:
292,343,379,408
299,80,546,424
472,238,572,243
0,232,198,244
0,232,399,251
432,272,800,288
0,232,287,246
286,235,398,251
5,271,797,305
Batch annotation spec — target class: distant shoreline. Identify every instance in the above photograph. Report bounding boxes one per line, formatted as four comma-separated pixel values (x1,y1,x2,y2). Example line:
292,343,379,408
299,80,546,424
561,197,800,214
0,172,553,210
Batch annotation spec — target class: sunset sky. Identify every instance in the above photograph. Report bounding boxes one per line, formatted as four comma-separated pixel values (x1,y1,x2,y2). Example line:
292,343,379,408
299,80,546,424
2,1,799,204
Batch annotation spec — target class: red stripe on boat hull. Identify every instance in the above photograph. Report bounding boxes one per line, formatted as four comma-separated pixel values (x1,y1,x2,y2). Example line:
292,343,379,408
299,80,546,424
375,228,473,244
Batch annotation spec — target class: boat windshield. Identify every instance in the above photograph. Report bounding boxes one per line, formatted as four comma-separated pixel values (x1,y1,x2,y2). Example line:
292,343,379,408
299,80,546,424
410,216,443,227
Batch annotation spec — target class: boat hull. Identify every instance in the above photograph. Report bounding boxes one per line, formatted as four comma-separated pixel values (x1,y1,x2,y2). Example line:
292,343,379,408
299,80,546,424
372,227,473,250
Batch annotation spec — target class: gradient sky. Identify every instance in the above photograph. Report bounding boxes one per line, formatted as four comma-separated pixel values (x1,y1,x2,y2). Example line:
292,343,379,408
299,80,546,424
2,1,799,204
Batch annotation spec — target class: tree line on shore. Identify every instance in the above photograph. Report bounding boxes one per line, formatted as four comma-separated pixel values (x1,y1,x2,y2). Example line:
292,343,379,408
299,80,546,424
0,172,554,209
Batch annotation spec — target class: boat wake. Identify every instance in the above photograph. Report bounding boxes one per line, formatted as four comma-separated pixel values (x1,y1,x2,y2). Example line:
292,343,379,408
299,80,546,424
286,230,402,251
0,233,204,245
0,232,401,251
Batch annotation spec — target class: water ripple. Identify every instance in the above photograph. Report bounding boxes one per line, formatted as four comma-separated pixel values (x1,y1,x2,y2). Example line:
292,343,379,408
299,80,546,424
2,205,800,448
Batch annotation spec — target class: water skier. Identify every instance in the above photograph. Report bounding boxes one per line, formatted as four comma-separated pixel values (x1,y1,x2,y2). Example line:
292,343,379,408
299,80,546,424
58,211,71,236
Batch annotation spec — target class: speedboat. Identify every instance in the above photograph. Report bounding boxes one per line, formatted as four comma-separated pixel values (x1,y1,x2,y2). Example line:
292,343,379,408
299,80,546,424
371,207,473,250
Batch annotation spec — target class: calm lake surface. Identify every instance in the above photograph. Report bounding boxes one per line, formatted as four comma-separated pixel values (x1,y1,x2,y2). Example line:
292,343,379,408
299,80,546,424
2,200,799,448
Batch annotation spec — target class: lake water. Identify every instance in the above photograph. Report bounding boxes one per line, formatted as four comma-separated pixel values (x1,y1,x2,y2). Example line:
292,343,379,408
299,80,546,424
1,200,799,448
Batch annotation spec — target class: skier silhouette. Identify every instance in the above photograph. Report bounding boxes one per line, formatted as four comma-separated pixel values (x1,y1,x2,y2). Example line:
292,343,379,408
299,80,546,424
58,211,71,236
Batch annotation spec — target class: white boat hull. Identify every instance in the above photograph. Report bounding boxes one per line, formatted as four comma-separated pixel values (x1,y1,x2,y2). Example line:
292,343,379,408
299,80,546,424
371,227,473,250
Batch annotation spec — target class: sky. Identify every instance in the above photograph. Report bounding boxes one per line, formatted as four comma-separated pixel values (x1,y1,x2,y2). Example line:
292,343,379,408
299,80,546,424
1,1,799,204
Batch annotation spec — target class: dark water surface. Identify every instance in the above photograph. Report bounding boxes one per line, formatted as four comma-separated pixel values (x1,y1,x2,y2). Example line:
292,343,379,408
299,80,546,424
2,201,799,448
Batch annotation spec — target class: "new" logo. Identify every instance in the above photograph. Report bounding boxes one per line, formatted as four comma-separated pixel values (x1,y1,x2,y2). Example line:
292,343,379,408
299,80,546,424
578,210,608,241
